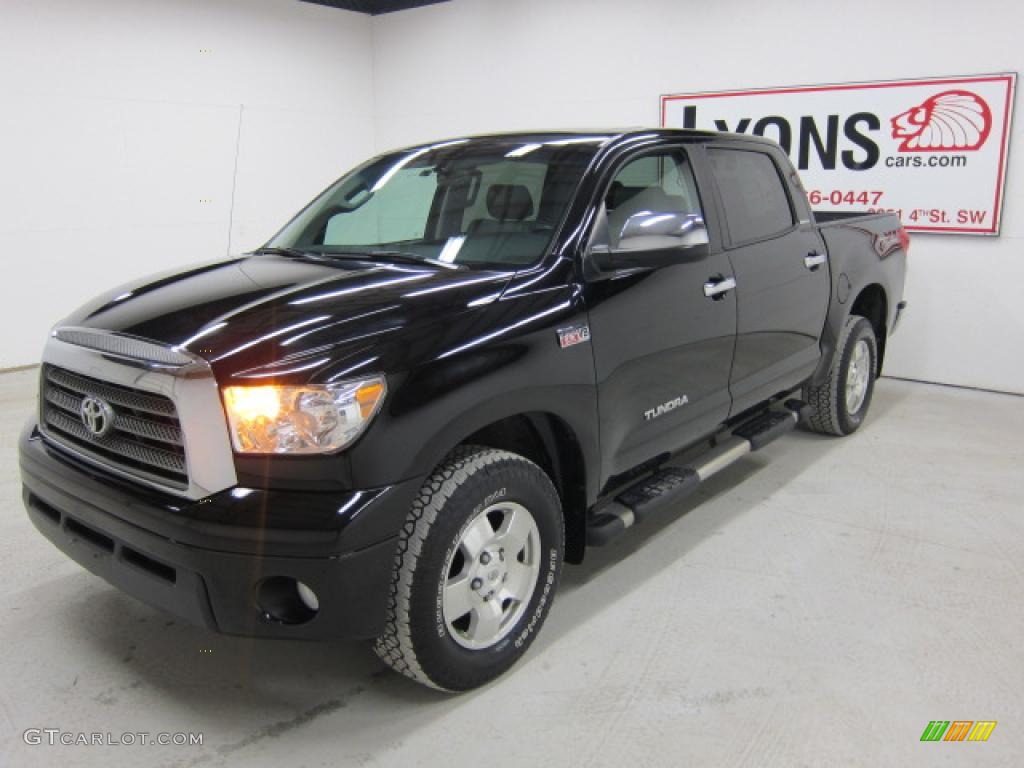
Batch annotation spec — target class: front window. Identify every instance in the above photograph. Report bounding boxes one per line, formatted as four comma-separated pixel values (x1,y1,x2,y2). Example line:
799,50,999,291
267,137,604,268
605,150,704,247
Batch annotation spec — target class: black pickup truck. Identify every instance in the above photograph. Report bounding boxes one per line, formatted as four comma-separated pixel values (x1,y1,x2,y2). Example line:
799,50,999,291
20,129,907,691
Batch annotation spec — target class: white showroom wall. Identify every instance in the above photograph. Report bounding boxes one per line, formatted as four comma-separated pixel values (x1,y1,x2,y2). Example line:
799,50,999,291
2,0,1020,394
371,0,1024,394
0,0,375,367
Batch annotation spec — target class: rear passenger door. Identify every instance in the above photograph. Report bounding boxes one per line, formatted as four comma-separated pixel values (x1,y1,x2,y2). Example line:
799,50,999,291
706,145,829,416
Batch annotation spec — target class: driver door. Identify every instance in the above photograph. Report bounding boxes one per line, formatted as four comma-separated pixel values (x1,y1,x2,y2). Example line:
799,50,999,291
584,147,737,484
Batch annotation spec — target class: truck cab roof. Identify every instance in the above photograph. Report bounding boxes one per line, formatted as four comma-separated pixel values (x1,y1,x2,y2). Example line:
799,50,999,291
387,128,779,156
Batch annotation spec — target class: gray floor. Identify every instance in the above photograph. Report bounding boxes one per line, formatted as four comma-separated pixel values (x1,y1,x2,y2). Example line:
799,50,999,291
1,369,1021,767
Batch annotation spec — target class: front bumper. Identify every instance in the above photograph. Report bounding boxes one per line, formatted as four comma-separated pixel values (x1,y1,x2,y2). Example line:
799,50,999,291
20,423,425,640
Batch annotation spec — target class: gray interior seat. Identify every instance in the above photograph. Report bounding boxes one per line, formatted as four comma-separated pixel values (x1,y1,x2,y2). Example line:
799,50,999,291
467,184,535,235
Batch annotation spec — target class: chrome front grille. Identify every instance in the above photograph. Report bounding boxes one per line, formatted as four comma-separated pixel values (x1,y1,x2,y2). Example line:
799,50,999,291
40,364,189,490
40,327,237,500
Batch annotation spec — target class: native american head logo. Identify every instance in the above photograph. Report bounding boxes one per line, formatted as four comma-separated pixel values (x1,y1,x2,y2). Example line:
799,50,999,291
890,90,992,151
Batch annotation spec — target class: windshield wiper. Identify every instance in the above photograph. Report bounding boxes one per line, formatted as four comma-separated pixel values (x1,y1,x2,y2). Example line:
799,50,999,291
251,246,315,259
256,246,466,270
358,250,466,270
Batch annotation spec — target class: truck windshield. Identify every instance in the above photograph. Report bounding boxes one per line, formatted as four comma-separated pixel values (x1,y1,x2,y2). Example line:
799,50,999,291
265,137,604,269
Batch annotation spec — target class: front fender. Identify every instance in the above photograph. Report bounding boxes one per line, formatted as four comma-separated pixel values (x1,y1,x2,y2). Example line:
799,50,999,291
346,283,601,503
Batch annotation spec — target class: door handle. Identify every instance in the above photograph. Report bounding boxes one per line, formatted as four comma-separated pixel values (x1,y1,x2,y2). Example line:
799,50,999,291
804,252,827,270
703,276,736,299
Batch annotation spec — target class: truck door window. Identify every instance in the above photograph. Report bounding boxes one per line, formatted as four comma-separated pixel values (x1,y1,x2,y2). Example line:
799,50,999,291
605,151,703,248
707,148,794,244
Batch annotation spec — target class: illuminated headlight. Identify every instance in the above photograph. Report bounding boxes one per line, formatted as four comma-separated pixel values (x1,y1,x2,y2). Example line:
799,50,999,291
221,377,386,454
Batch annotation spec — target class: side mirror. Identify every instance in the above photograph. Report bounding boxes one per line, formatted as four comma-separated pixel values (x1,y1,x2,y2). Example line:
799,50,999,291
591,212,710,271
618,211,708,249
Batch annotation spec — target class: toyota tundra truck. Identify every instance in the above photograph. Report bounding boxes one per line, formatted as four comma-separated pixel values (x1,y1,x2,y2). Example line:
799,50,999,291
19,129,908,691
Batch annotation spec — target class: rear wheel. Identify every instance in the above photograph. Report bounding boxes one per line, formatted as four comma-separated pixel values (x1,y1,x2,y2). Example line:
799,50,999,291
803,314,878,436
373,446,563,691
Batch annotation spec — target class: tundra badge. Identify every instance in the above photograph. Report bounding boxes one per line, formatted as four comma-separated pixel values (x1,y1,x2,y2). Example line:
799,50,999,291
644,395,689,421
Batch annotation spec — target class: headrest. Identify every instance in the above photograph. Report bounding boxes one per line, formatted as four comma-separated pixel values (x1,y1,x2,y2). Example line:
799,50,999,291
486,184,534,221
607,181,644,210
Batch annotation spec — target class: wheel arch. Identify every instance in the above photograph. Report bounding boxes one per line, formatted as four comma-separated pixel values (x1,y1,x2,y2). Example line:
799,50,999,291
811,280,890,388
849,283,888,374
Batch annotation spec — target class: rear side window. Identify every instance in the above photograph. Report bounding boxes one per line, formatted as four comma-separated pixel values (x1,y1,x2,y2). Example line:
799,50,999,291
707,148,794,244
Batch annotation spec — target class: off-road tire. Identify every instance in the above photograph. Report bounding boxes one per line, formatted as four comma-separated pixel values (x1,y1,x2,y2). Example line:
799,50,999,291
802,314,878,436
373,446,564,691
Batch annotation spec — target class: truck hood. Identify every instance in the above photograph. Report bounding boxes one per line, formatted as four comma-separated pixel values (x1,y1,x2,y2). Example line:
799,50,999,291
62,254,515,382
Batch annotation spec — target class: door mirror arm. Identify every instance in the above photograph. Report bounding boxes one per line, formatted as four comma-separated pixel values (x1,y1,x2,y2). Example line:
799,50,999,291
592,242,710,271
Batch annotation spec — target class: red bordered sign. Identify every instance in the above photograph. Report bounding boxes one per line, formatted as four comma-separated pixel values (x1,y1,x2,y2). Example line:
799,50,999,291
661,74,1016,235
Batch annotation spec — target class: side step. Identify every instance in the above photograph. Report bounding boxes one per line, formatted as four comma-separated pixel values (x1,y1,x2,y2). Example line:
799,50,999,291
586,401,806,546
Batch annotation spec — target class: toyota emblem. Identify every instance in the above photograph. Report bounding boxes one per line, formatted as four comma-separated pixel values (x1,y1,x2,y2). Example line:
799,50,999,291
80,396,115,438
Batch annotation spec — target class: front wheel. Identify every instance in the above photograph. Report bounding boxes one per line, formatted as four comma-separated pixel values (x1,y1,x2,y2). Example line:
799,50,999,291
373,446,564,691
803,314,878,436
